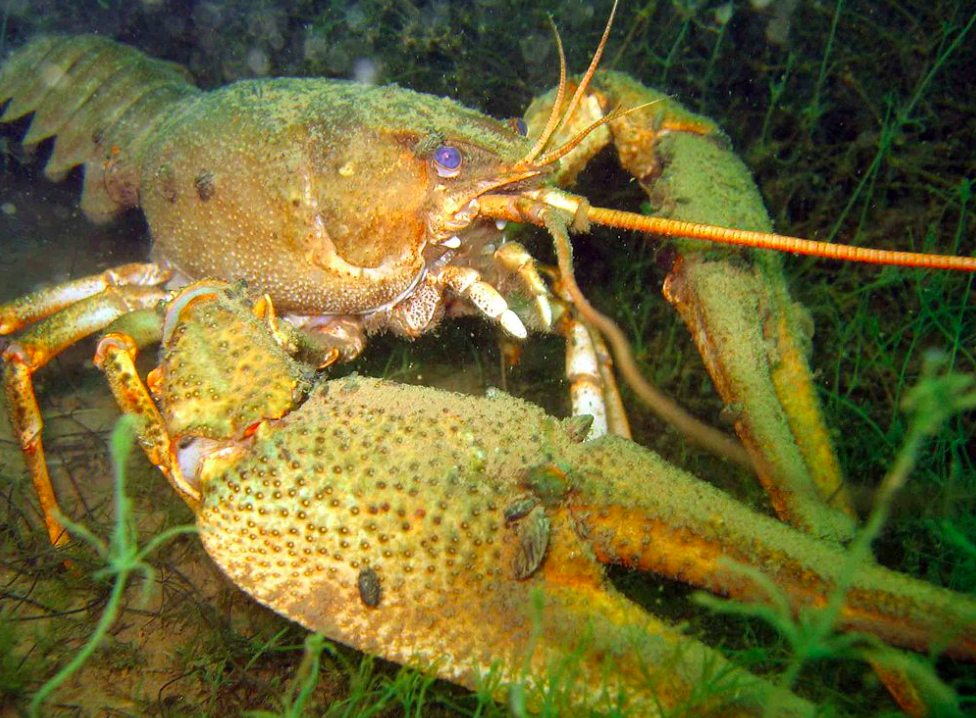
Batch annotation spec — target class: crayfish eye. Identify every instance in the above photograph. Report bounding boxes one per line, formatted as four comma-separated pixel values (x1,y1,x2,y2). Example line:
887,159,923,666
432,145,463,178
506,118,529,136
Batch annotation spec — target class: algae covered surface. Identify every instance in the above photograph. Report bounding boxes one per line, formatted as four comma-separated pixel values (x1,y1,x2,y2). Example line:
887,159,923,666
1,0,975,716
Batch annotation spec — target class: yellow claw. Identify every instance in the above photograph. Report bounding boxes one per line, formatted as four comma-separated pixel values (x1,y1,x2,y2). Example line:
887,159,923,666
88,287,964,717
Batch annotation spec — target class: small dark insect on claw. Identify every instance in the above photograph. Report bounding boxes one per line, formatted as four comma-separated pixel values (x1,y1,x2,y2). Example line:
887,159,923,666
358,567,381,608
512,507,550,580
504,497,537,524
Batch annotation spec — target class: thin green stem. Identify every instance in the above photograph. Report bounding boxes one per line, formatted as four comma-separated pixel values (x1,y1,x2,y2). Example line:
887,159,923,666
827,103,895,243
828,9,976,243
609,0,660,70
947,179,973,370
27,418,195,716
28,577,125,716
660,15,690,85
289,634,328,718
759,54,794,149
700,20,728,111
805,0,844,132
899,9,976,123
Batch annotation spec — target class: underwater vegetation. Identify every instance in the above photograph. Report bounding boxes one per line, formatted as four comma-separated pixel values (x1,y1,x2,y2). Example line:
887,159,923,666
0,0,973,716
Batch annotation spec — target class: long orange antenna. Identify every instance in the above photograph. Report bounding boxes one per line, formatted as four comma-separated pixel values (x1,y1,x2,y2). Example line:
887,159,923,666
585,207,976,271
477,194,976,272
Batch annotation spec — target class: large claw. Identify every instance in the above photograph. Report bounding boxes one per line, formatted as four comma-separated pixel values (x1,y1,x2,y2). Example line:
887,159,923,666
569,435,976,659
653,131,856,543
192,377,972,715
191,377,816,717
95,287,974,716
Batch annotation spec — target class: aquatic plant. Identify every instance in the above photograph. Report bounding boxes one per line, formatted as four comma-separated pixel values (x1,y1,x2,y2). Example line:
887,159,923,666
697,352,976,717
26,417,196,717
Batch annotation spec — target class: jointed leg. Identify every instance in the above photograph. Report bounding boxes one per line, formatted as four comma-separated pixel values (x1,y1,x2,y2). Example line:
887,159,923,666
1,278,167,545
3,358,64,545
0,263,170,334
586,319,630,438
94,330,200,507
562,315,609,439
493,242,555,331
560,312,633,440
493,241,630,440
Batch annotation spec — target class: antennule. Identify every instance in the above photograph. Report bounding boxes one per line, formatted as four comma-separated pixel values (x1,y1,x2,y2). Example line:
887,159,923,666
534,100,661,169
517,0,620,168
520,16,569,166
553,0,620,137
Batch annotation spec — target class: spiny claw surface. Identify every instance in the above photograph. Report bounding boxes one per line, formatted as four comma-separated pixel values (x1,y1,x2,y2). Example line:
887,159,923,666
190,373,975,714
195,376,813,716
81,285,976,717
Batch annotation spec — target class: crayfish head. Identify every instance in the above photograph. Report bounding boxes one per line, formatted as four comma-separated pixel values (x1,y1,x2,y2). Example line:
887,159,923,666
307,84,549,273
416,124,550,250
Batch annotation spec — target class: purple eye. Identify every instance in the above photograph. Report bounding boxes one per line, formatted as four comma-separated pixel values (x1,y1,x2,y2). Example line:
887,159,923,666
432,145,462,178
507,118,528,136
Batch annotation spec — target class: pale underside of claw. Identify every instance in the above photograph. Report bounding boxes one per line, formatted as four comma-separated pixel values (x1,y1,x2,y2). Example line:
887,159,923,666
437,265,528,339
493,241,554,331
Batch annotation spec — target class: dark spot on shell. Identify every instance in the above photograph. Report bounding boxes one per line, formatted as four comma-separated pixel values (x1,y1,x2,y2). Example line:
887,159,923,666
358,567,381,608
513,507,549,580
195,170,216,201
